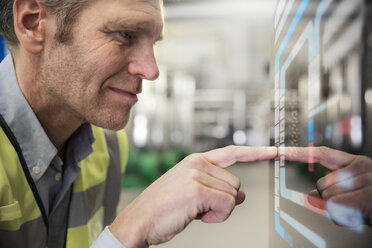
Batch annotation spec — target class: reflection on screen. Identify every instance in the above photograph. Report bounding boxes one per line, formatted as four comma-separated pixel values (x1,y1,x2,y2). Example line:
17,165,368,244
271,0,372,247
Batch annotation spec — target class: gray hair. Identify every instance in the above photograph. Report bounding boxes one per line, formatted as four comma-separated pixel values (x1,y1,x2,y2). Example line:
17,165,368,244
0,0,89,47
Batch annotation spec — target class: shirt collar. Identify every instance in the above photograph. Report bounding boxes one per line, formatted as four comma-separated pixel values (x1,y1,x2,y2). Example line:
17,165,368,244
67,122,95,165
0,54,94,182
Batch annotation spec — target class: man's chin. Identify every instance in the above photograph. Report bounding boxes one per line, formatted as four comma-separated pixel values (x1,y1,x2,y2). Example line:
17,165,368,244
88,113,130,131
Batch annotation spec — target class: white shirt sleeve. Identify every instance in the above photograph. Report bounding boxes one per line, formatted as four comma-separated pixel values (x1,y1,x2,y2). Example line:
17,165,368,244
90,226,126,248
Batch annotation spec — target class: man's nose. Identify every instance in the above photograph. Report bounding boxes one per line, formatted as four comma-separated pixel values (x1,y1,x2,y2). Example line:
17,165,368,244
128,44,160,81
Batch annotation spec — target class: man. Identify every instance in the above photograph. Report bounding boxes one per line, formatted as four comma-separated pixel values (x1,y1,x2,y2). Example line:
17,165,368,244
0,0,371,248
0,0,278,247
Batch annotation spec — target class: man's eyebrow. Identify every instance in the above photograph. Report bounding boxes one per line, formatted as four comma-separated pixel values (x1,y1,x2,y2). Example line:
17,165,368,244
103,18,163,38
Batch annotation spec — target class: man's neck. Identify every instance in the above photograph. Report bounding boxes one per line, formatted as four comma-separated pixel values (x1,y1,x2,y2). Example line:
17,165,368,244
12,51,84,152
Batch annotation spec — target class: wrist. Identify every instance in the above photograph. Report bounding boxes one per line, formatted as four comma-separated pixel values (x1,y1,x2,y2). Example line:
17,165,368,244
109,208,149,248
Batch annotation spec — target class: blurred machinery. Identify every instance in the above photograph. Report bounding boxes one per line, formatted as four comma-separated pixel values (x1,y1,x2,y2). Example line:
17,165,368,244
271,0,372,247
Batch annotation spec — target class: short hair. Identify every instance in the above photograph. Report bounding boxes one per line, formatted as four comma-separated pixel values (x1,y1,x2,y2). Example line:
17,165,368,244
0,0,89,47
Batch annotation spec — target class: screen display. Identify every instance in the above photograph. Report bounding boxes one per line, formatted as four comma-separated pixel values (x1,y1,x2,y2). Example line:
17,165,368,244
271,0,372,247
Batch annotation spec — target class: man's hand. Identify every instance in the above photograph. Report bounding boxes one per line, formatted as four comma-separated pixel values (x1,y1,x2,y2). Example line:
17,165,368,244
279,146,372,227
109,146,277,248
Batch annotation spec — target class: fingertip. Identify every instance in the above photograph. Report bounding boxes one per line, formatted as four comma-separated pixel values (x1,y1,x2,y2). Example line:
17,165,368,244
278,146,286,156
257,146,278,160
268,146,278,157
236,189,246,205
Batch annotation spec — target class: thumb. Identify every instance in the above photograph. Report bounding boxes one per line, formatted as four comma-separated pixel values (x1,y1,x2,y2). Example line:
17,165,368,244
307,189,326,210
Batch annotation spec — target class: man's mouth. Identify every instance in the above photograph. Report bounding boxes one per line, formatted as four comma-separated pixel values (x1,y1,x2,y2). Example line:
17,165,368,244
108,87,139,103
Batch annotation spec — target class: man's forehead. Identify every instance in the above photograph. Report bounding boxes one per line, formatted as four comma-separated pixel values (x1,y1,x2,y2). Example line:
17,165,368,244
100,0,164,38
118,0,163,15
92,0,163,11
136,0,163,8
139,0,163,5
95,0,164,23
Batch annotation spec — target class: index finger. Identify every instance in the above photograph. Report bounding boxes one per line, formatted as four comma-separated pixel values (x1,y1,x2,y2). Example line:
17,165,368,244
278,146,357,170
202,146,278,168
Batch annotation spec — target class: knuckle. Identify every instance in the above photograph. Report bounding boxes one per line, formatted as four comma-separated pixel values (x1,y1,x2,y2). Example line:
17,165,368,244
191,182,205,199
226,185,238,198
189,168,202,181
226,195,236,209
226,145,237,150
231,188,238,198
318,146,330,157
231,176,241,190
184,153,202,167
356,155,370,161
226,145,238,155
316,178,325,190
321,189,329,199
319,146,329,151
357,173,371,187
235,176,241,188
359,156,372,169
313,146,328,162
318,146,328,153
351,158,372,174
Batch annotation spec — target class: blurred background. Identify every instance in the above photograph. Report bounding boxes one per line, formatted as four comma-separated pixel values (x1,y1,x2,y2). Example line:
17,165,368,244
118,0,277,247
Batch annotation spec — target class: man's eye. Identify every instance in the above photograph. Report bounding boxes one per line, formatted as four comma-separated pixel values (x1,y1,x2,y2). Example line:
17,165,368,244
119,31,135,41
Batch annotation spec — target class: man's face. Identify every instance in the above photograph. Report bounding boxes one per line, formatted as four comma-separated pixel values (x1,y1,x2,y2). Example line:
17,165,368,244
40,0,163,130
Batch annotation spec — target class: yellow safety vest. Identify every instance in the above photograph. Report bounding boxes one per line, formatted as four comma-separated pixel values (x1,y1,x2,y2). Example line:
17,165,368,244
0,115,128,248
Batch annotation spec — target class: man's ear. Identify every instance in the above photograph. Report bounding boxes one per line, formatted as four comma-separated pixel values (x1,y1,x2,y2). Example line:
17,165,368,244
13,0,47,54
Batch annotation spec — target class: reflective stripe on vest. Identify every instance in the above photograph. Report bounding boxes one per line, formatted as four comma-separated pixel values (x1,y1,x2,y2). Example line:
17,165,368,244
0,119,128,248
